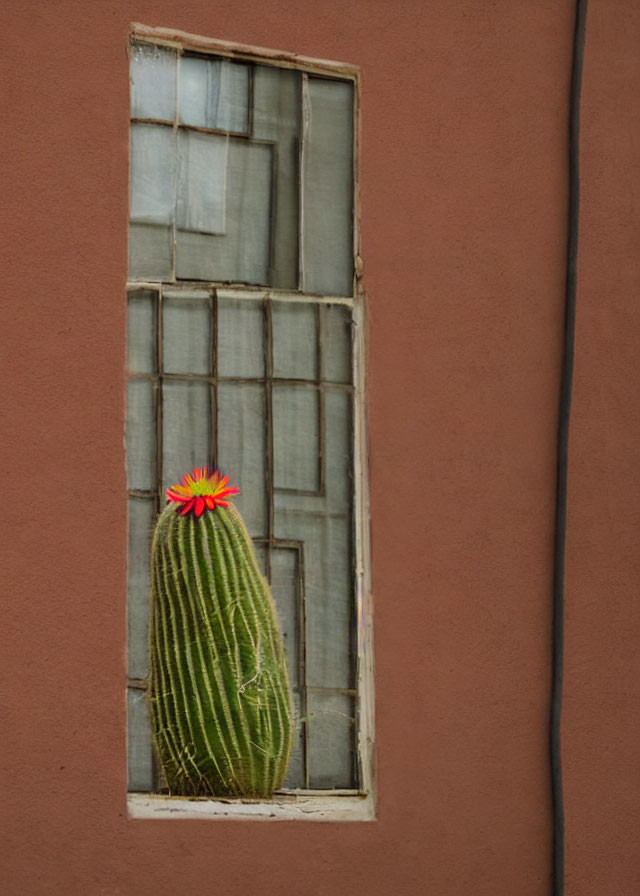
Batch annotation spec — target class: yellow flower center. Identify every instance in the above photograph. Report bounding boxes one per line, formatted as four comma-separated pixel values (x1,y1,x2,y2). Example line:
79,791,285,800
187,475,218,497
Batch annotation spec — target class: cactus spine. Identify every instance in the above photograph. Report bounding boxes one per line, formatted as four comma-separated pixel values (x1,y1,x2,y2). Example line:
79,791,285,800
148,501,292,797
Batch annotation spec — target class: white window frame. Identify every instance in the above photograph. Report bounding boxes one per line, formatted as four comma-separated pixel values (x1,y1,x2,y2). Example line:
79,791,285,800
126,23,374,822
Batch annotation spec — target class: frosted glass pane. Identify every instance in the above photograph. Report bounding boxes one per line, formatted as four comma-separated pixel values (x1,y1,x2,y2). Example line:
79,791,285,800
162,290,211,374
271,391,351,514
303,78,353,296
127,379,156,490
283,691,305,790
324,389,352,512
176,131,227,234
307,694,355,789
253,64,301,142
252,541,268,575
127,688,154,791
253,65,301,289
179,57,249,133
322,305,352,383
128,223,173,281
273,507,352,688
128,498,155,679
127,290,156,373
217,294,265,378
269,548,305,788
272,302,318,380
130,124,176,225
130,43,177,120
271,547,300,690
305,513,352,688
176,140,272,284
162,381,211,488
273,385,320,491
216,383,267,537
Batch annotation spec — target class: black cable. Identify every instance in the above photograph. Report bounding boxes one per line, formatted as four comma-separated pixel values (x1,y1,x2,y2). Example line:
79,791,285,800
551,1,588,894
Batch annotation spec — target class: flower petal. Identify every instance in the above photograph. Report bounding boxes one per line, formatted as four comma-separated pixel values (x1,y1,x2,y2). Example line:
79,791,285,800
179,499,195,516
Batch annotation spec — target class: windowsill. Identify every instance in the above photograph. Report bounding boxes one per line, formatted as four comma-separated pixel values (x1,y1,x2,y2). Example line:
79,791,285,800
127,790,375,821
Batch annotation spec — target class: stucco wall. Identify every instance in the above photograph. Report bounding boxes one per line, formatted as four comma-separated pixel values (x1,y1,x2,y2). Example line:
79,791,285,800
2,1,639,893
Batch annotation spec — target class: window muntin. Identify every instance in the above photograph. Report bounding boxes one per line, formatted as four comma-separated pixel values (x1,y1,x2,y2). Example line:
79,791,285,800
126,32,371,809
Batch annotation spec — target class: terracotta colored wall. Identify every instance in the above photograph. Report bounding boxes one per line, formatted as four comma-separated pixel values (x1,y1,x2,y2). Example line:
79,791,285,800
2,1,639,893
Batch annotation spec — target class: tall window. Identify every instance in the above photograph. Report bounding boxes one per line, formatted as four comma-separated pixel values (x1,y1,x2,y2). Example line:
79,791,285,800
126,28,372,817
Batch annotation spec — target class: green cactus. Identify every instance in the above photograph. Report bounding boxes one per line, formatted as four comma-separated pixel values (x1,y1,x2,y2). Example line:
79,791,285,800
148,474,292,798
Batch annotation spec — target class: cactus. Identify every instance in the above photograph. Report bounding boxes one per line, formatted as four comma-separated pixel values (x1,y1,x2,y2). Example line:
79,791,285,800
148,468,292,798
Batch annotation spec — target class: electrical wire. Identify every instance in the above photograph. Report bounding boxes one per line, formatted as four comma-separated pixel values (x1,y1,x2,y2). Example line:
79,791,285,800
551,1,588,894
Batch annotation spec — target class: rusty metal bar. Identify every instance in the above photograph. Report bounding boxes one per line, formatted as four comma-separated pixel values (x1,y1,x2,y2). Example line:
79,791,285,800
298,73,309,292
170,59,179,282
131,117,272,142
316,304,326,498
152,289,165,791
247,62,255,139
131,116,174,128
296,540,309,789
267,142,278,286
210,288,218,470
264,296,274,584
306,686,357,697
128,371,353,395
155,289,164,506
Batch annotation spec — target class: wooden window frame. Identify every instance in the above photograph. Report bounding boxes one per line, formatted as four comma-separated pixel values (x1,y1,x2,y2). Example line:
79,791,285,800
126,24,374,822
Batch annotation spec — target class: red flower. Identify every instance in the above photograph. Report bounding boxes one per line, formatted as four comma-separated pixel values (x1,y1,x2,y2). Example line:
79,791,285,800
166,467,239,518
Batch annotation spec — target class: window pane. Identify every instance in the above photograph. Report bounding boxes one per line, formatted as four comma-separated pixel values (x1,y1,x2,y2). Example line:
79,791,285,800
321,304,352,383
272,302,318,381
216,382,267,538
270,546,301,691
324,388,353,512
302,78,354,296
176,131,227,234
127,290,156,374
162,290,212,375
128,498,155,679
283,692,305,790
130,124,176,225
129,223,173,282
270,548,305,789
217,293,265,378
274,507,353,689
253,65,301,289
130,42,177,121
273,385,320,492
179,56,250,133
162,380,211,488
127,688,154,791
307,694,355,789
252,541,268,575
175,140,272,283
126,379,156,490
